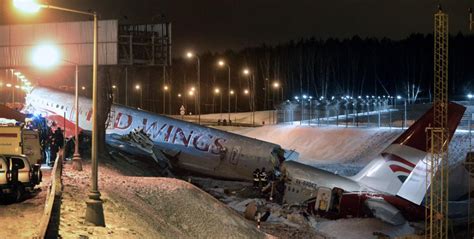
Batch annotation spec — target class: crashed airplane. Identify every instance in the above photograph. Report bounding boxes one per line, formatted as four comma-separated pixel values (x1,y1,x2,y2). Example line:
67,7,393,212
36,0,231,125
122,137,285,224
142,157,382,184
23,87,470,225
23,87,298,180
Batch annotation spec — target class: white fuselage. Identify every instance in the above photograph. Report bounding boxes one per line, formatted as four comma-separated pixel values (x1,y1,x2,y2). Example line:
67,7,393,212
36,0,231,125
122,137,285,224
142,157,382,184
24,87,285,180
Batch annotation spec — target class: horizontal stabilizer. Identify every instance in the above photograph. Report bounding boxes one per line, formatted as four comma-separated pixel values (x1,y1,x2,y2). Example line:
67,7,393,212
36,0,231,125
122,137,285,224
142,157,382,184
395,158,429,205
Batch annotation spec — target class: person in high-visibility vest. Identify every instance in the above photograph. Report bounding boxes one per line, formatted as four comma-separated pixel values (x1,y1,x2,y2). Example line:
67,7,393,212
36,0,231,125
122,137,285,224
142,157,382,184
259,168,268,190
252,168,260,189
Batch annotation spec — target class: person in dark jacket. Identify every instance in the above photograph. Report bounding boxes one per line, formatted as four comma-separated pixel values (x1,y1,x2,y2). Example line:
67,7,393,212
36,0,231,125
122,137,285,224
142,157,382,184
50,136,58,166
54,127,64,149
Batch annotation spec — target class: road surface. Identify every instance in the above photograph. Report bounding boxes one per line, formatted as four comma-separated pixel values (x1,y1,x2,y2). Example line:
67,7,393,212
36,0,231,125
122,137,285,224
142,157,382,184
0,168,51,239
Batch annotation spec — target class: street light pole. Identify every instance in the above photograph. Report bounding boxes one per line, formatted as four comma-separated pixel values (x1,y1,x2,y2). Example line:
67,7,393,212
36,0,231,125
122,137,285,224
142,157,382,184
88,12,105,227
163,84,166,114
252,74,256,126
243,69,255,126
72,64,83,171
220,93,223,120
112,85,118,104
186,52,201,124
214,88,222,120
231,90,237,120
13,1,105,226
197,57,201,124
404,99,407,129
218,60,231,122
163,85,169,114
227,65,231,123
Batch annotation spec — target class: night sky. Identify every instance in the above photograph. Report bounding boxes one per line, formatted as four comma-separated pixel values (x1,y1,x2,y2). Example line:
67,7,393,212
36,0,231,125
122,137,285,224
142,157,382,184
1,0,473,54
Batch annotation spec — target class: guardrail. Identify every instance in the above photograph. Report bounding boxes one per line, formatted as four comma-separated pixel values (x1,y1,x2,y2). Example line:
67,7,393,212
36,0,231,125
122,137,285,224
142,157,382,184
36,151,63,238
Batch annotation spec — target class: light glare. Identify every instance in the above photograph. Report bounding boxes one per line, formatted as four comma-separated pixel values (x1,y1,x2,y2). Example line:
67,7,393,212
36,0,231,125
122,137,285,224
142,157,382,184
13,0,41,13
32,44,61,69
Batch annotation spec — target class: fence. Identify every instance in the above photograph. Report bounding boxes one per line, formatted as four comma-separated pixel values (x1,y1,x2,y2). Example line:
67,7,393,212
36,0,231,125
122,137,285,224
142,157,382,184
276,100,473,130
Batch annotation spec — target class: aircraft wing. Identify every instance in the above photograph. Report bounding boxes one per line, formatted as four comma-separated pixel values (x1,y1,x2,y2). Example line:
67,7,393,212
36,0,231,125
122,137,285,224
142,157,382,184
106,130,176,172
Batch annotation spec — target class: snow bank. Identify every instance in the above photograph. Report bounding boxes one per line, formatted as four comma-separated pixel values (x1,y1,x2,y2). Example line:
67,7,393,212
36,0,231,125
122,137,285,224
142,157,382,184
233,125,470,176
59,163,271,239
235,125,401,165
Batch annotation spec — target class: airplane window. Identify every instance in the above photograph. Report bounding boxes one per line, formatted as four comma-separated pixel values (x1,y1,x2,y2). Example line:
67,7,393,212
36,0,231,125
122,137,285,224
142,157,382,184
56,104,59,108
61,106,64,110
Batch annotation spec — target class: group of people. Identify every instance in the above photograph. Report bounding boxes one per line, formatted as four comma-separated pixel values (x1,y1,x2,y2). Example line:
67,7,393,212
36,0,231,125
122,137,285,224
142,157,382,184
252,168,269,190
252,167,285,203
217,119,232,126
40,127,64,166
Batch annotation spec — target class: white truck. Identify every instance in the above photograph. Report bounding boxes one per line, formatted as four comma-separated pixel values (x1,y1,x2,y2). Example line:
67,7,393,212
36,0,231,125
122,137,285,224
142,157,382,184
0,126,42,165
0,154,42,201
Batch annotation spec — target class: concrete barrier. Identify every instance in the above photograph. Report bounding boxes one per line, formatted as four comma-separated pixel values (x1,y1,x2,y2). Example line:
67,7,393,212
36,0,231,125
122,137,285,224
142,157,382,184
35,151,63,238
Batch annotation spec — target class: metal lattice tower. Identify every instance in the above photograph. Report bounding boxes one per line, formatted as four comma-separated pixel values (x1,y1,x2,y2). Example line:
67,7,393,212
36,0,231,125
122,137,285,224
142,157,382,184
425,9,449,239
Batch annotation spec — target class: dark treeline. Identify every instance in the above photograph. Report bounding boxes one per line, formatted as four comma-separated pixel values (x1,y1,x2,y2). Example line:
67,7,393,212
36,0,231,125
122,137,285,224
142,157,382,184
170,33,474,114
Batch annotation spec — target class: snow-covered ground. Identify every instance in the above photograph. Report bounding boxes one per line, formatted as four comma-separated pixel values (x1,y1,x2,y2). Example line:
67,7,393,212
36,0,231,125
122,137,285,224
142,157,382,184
59,162,273,239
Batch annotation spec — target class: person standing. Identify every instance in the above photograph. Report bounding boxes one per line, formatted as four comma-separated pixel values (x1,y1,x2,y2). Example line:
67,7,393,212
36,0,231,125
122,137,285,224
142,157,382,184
54,127,64,149
253,168,260,189
42,131,51,166
259,168,268,190
49,136,58,166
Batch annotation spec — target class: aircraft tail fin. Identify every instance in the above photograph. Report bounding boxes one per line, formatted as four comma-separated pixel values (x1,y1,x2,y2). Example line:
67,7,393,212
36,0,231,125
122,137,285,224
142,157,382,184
352,102,465,197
